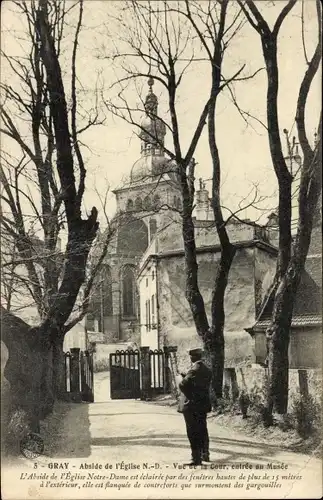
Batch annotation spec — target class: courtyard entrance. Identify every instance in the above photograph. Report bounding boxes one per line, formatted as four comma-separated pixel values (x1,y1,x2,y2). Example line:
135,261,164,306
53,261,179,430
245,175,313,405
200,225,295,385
109,348,168,400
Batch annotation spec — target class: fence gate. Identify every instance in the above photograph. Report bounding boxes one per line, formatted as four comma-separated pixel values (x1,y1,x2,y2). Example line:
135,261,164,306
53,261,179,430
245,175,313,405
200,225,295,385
149,349,165,396
110,349,141,400
64,349,94,402
80,350,94,402
109,348,170,400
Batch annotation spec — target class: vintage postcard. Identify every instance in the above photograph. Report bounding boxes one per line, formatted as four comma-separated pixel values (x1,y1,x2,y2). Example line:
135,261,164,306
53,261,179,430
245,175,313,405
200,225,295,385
1,0,322,499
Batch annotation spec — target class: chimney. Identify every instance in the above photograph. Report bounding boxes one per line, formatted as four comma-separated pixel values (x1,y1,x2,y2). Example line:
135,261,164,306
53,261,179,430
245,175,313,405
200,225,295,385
195,178,214,221
266,212,278,228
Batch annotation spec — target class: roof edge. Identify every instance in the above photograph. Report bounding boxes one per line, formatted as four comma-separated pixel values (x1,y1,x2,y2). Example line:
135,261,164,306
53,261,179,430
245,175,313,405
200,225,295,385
156,239,278,260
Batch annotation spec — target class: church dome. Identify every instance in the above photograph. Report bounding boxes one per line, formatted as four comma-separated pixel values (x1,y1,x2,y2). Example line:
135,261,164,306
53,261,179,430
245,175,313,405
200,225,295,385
139,81,166,148
127,77,178,184
139,114,166,145
130,155,177,183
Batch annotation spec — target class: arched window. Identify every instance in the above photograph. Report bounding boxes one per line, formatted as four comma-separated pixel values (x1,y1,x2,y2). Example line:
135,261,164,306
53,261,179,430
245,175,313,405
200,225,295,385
176,197,182,210
153,194,161,210
149,218,157,241
122,265,136,317
173,195,177,208
102,265,113,316
126,199,134,211
143,195,151,210
135,197,143,211
117,218,149,255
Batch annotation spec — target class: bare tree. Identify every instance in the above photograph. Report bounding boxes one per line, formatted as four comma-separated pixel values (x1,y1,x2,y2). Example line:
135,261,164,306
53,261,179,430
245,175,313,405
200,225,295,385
0,0,108,436
239,0,322,417
102,0,263,399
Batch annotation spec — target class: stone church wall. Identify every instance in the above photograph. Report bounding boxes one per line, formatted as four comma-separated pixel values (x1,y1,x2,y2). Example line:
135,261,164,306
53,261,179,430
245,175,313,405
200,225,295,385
158,247,257,372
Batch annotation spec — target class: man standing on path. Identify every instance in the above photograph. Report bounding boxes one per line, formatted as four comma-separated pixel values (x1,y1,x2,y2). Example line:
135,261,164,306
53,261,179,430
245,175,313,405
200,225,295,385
176,348,212,466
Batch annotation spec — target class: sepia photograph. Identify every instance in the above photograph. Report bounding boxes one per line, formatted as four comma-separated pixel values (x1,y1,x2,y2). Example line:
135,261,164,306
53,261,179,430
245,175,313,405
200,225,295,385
0,0,322,499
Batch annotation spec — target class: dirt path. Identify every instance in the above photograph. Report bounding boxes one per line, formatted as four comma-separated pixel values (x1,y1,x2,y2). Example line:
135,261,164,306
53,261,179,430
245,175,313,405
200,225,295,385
2,372,322,499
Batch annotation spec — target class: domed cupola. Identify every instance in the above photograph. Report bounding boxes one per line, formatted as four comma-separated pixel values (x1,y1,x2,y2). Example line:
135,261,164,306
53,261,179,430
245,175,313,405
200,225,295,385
139,77,166,155
129,78,177,184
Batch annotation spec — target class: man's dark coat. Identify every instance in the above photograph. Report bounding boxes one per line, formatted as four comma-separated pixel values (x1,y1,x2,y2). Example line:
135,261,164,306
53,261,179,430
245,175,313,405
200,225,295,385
178,360,212,414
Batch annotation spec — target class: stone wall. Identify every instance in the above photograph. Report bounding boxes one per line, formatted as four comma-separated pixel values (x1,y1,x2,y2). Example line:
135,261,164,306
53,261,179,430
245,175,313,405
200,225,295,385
254,246,277,317
307,225,321,256
93,342,130,372
158,247,258,371
114,179,180,214
157,220,256,254
63,321,86,352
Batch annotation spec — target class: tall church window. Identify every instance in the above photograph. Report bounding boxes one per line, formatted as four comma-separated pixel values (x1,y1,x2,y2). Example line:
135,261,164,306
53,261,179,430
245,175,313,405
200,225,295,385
135,197,142,211
102,265,113,316
149,218,157,242
86,290,102,331
126,199,134,211
122,265,136,317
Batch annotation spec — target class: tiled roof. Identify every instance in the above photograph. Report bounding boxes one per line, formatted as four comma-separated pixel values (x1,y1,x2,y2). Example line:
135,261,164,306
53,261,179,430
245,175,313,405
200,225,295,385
250,313,321,331
247,263,322,333
248,218,322,333
305,254,322,288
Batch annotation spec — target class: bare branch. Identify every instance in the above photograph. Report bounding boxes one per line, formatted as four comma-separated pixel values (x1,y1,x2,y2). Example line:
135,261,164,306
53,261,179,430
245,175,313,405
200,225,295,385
70,0,86,207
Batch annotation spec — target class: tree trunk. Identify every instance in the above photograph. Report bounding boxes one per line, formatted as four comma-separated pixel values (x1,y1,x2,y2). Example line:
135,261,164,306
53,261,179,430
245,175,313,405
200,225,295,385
266,326,290,414
265,266,299,417
229,368,239,401
205,330,225,405
265,176,321,417
181,208,210,336
298,370,309,399
207,244,236,399
38,345,55,421
223,369,230,399
52,336,66,400
1,309,46,437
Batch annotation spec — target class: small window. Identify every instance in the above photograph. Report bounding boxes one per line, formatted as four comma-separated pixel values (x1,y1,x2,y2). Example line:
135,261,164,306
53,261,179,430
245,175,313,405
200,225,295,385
153,194,161,209
151,295,155,327
149,218,157,241
143,196,151,210
146,277,149,287
135,197,143,211
126,199,134,211
146,299,151,331
145,300,149,330
152,270,155,281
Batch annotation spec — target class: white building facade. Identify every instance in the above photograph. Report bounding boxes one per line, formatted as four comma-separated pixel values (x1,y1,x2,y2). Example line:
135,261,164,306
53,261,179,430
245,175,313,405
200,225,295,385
138,253,158,350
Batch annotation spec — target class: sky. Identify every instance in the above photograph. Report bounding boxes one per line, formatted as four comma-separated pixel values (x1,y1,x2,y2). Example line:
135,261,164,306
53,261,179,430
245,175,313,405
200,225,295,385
1,0,321,231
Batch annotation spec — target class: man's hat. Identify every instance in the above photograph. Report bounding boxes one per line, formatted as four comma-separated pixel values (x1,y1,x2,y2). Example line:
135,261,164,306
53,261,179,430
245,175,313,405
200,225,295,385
188,348,203,356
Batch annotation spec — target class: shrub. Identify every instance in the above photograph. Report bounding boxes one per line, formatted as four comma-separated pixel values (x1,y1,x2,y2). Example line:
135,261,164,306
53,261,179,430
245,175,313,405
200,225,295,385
241,380,274,426
213,393,241,415
238,390,250,419
290,392,322,438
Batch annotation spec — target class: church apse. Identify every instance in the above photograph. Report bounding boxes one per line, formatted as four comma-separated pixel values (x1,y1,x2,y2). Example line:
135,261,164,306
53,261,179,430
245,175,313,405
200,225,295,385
86,78,182,345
